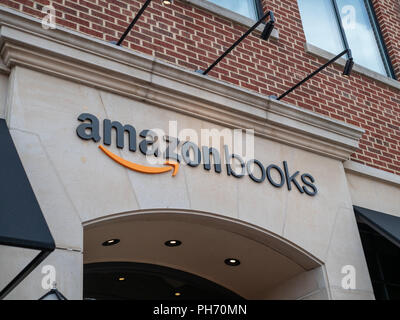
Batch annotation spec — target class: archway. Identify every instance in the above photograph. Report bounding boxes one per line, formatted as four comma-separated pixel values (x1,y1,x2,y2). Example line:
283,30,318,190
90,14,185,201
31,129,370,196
83,209,327,299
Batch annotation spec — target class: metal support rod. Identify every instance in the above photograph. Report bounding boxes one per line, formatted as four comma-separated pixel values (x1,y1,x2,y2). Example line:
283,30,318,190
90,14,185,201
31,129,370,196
202,11,274,75
277,49,351,101
117,0,152,46
0,250,51,300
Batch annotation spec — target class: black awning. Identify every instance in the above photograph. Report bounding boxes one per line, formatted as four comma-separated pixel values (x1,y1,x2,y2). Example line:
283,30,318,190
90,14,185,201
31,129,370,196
0,119,55,299
354,206,400,248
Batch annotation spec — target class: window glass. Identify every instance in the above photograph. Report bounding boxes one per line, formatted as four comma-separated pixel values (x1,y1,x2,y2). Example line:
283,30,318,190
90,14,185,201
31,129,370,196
357,222,400,300
336,0,387,75
297,0,392,77
387,285,400,300
208,0,259,20
297,0,344,54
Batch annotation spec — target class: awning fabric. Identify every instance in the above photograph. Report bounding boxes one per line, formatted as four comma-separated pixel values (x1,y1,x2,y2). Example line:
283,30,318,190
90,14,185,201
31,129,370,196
354,205,400,248
0,119,55,250
0,119,55,299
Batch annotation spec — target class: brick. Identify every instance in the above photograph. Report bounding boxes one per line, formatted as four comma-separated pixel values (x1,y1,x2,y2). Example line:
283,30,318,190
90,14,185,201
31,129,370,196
0,0,399,175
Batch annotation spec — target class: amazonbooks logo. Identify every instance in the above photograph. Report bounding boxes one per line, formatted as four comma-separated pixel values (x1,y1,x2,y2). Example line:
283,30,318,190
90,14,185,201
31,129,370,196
76,113,317,196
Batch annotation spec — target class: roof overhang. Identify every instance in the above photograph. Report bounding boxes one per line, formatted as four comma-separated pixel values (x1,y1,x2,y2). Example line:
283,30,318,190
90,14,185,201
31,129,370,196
354,206,400,248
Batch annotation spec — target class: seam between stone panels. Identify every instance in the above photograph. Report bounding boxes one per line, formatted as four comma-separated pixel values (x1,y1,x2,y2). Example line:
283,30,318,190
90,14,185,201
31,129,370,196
98,90,142,209
9,127,83,226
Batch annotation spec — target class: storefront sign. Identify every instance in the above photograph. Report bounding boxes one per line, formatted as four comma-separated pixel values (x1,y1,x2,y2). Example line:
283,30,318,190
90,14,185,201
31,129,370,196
76,113,318,196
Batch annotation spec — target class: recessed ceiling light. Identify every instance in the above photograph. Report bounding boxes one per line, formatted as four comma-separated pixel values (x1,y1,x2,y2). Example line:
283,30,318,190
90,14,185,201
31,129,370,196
165,240,182,247
102,239,120,246
225,258,240,266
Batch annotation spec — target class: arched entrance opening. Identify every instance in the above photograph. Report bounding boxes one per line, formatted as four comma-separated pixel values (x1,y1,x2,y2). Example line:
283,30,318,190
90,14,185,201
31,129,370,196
83,209,327,300
84,262,243,300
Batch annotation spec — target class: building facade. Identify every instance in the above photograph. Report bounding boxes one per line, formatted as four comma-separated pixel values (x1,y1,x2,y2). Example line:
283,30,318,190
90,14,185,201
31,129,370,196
0,0,399,300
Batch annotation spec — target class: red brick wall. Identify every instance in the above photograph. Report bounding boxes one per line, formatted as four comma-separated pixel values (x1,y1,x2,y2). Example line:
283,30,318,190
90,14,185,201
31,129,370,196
1,0,400,174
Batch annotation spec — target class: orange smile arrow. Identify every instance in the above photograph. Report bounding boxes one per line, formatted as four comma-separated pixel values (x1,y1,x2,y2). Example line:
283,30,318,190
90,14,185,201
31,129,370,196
99,145,179,176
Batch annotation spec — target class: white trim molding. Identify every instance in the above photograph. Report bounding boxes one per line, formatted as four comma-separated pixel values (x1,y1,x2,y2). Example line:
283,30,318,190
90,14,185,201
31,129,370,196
0,7,363,160
344,160,400,186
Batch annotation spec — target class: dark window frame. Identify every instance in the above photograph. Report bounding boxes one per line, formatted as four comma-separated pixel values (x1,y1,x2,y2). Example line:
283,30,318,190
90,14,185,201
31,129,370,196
363,0,396,79
254,0,264,20
300,0,396,79
357,219,400,300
